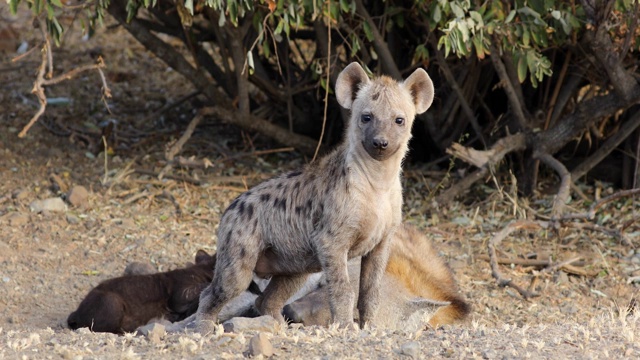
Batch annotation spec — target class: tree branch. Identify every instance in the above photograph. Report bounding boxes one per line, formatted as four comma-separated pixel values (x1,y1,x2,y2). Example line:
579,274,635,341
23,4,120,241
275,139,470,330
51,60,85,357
354,0,401,79
107,0,318,155
571,110,640,181
433,39,486,147
488,42,528,129
535,152,571,215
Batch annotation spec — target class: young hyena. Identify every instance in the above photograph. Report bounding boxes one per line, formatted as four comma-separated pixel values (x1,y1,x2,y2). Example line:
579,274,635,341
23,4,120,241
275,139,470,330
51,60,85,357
191,62,434,330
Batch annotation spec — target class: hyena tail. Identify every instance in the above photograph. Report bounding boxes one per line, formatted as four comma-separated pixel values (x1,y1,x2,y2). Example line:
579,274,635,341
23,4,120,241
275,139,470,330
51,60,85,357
428,296,471,328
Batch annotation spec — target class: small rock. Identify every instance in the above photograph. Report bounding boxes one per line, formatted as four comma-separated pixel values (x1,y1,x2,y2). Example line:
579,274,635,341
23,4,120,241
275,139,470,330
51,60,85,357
223,315,278,333
67,186,89,207
124,262,156,276
248,333,273,357
12,189,30,201
399,341,420,359
29,197,67,213
66,214,80,225
7,212,29,226
119,218,136,229
555,270,569,285
482,348,498,359
137,322,166,344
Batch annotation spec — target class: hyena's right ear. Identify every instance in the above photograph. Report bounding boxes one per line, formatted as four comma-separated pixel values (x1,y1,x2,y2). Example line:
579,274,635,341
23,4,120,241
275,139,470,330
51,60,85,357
336,62,370,109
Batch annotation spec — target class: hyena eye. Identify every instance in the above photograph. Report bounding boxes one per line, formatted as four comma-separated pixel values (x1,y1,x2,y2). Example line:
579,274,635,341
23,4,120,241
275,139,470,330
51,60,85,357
361,114,372,123
395,117,405,125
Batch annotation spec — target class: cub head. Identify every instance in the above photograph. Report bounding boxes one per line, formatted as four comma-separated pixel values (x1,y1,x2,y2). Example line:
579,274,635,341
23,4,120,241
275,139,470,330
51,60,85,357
336,63,434,161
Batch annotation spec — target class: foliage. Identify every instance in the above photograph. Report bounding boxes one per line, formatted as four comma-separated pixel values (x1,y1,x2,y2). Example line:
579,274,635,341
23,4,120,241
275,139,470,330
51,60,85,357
7,0,640,189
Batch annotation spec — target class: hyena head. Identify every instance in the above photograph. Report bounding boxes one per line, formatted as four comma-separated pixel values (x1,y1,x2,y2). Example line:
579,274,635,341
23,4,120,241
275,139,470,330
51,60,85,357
336,63,434,161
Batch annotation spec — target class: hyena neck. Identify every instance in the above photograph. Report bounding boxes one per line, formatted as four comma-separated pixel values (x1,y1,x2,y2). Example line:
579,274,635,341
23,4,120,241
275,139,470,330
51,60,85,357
344,142,406,192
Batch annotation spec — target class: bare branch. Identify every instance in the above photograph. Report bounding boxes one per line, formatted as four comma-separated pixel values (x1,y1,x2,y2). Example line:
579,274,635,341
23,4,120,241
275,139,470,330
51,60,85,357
488,42,528,129
447,133,527,168
535,152,571,215
571,110,640,181
433,39,486,147
354,0,401,79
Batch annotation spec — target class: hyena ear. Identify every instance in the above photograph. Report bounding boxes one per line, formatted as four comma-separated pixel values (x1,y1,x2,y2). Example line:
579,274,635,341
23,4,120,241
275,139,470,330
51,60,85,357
195,249,212,264
335,62,370,109
403,68,434,115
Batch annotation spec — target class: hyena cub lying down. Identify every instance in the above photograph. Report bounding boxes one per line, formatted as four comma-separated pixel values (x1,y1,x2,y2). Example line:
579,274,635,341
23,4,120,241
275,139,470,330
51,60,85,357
182,62,435,330
282,223,470,330
67,251,220,334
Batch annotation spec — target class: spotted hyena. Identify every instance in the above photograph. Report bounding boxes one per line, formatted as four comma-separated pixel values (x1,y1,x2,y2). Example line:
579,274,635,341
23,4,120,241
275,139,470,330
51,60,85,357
282,223,470,330
188,62,434,330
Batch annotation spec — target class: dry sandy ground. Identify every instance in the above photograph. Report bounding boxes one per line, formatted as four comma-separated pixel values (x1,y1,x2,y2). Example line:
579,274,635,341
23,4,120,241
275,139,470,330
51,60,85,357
1,5,640,359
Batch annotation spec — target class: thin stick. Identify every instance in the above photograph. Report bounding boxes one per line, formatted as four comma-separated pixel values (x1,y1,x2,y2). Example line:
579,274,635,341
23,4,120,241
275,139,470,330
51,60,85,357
488,220,543,299
313,0,331,162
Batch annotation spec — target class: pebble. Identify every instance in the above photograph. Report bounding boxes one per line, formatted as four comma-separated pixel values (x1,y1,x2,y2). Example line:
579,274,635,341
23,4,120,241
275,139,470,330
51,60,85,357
248,332,274,357
7,212,29,226
399,341,420,359
29,198,67,213
482,348,498,359
66,214,80,225
67,186,89,207
13,189,30,201
124,262,156,276
136,322,166,344
222,315,278,333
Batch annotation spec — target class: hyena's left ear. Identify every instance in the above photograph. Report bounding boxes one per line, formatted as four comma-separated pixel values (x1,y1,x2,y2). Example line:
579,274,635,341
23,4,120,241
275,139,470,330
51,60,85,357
335,62,370,109
195,249,213,264
403,68,434,114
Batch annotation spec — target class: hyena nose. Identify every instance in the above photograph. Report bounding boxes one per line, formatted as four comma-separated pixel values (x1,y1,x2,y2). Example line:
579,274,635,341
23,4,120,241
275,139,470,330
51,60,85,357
372,138,388,150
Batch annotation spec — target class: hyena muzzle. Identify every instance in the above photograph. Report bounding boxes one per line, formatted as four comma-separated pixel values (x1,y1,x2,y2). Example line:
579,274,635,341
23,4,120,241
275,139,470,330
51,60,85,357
187,62,434,330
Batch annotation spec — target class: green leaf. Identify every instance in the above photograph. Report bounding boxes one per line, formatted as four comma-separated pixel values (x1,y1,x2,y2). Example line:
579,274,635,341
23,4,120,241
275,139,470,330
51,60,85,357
433,5,441,23
551,10,561,20
363,21,374,42
50,0,63,8
505,9,516,23
9,0,20,15
262,41,271,58
469,10,483,27
274,18,284,34
517,54,527,83
185,0,194,15
522,26,530,47
247,50,254,71
451,2,465,18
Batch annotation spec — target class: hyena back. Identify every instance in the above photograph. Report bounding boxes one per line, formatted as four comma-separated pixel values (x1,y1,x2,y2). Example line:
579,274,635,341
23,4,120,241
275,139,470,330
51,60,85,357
195,62,434,329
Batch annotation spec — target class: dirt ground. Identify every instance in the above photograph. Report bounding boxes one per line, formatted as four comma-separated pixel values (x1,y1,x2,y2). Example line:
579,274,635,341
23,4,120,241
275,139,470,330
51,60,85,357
1,6,639,359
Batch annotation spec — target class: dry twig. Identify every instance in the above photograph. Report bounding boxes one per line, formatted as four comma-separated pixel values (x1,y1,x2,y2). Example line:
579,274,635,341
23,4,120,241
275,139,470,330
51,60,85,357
17,20,111,138
487,220,544,299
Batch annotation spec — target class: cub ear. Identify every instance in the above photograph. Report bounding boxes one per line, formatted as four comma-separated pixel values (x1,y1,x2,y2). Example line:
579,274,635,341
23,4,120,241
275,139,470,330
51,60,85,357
195,249,213,264
403,68,434,114
335,62,370,109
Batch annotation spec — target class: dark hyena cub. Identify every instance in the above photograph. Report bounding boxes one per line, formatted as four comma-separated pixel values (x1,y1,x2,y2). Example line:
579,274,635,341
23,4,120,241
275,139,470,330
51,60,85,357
192,62,434,330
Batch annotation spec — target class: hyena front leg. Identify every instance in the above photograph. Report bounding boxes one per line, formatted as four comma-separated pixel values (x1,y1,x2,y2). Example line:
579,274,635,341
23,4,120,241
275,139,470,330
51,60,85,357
255,274,309,322
358,236,391,328
320,250,354,326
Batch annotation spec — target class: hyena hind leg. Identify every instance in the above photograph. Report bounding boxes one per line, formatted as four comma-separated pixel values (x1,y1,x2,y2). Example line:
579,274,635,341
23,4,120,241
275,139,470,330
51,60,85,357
255,274,309,322
195,251,258,328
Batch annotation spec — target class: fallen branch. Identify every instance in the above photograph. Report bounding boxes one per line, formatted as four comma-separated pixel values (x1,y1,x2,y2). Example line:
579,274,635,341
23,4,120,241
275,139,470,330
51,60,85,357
488,220,544,299
477,255,585,268
435,133,526,204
